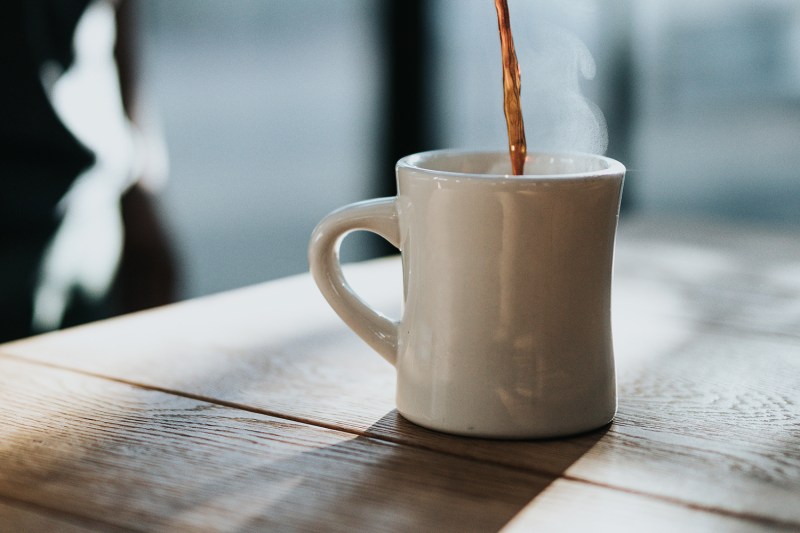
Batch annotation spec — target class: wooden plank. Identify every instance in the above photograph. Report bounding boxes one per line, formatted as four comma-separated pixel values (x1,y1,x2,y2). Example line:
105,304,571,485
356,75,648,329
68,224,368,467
0,357,780,532
500,479,797,533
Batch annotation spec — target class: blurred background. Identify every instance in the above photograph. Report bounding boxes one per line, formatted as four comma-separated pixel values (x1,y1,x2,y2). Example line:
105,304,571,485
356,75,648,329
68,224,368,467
137,0,800,300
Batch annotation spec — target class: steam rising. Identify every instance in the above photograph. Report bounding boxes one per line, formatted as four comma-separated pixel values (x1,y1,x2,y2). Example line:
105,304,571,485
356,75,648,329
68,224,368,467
517,17,608,155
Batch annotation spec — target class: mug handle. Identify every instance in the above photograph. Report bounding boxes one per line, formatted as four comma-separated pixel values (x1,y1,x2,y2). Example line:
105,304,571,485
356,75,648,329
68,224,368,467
308,197,400,366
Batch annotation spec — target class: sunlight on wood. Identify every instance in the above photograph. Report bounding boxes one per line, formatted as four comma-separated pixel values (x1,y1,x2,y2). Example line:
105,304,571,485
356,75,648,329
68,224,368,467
500,478,780,532
613,277,694,369
164,475,306,531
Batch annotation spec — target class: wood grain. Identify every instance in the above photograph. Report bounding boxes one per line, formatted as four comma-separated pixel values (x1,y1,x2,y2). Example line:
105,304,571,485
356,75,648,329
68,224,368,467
0,356,783,532
0,356,554,532
2,218,800,529
0,498,124,533
500,478,798,533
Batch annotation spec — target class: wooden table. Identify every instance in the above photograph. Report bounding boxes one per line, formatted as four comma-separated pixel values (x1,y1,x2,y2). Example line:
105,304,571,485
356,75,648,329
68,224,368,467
1,216,799,532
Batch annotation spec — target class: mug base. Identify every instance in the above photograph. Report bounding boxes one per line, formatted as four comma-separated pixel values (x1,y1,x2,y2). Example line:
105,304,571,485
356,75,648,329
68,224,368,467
396,408,616,440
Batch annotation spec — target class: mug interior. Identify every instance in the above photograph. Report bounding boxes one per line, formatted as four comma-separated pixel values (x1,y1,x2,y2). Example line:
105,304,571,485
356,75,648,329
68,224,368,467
399,150,622,178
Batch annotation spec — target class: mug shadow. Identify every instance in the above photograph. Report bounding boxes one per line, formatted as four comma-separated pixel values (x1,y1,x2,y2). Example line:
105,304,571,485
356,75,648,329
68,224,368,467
231,409,609,532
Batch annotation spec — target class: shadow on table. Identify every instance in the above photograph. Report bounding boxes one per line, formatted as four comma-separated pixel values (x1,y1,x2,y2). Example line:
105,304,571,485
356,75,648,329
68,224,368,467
230,410,609,532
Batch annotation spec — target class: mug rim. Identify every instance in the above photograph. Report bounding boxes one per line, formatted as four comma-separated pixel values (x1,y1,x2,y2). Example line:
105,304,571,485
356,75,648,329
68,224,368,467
396,149,625,181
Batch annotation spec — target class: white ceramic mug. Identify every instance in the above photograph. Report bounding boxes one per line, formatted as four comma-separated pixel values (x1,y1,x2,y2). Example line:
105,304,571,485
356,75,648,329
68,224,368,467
309,150,625,438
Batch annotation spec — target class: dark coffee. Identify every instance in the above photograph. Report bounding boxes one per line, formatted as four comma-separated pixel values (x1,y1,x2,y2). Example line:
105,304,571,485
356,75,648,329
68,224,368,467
494,0,527,175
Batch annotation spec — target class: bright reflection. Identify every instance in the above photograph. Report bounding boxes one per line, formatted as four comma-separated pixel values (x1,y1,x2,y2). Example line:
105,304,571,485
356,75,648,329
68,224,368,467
33,0,137,332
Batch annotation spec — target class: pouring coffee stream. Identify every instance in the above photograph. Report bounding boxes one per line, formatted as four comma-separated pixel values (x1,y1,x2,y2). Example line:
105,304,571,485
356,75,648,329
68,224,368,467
494,0,527,175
